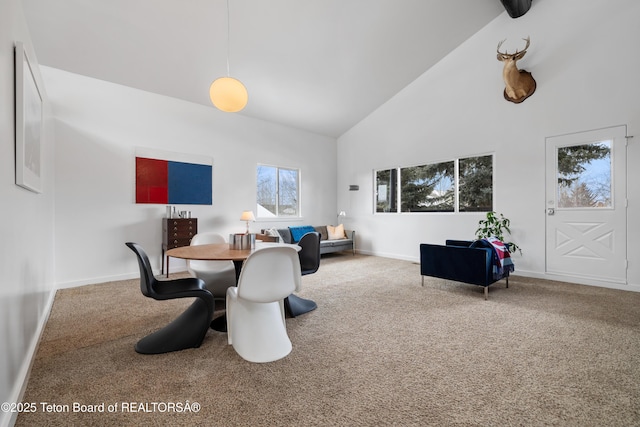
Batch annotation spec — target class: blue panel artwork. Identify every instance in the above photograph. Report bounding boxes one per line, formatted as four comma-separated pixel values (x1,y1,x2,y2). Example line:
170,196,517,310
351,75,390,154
167,161,212,205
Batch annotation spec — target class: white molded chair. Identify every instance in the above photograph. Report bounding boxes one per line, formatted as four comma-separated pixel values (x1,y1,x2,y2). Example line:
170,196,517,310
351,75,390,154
226,246,302,363
187,233,237,301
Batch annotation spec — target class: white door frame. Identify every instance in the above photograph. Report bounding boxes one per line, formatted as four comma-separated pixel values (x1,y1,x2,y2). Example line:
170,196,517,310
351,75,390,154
545,125,628,288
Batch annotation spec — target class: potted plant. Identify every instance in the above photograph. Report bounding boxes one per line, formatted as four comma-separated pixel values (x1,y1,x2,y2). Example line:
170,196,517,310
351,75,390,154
475,211,521,254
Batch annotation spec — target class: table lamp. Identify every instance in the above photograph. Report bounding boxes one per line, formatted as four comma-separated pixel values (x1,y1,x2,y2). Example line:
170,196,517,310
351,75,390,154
240,210,255,234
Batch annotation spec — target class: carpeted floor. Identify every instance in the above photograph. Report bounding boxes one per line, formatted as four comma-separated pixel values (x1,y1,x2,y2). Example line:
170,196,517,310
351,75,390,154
16,254,640,426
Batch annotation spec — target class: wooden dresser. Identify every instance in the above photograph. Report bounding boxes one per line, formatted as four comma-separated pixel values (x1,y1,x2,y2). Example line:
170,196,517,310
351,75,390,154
162,217,197,276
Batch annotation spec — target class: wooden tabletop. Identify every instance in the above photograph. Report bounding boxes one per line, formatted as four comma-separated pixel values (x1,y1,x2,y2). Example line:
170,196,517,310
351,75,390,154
165,242,298,261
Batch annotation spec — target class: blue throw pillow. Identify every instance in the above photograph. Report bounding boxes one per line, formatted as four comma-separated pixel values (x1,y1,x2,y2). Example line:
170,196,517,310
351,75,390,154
289,225,316,243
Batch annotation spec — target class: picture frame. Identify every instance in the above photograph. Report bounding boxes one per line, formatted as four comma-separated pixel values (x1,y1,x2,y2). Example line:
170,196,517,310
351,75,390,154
134,147,213,205
15,41,43,193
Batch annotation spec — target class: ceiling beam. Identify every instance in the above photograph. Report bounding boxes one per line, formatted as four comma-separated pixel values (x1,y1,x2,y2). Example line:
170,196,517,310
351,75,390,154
500,0,532,18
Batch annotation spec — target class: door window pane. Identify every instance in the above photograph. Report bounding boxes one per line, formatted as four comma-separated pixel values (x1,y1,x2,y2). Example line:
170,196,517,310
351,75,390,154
557,141,611,208
459,155,493,212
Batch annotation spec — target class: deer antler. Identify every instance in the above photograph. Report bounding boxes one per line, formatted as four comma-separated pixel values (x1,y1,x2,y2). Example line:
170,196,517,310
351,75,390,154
498,37,530,56
497,39,507,55
520,36,530,53
497,37,531,61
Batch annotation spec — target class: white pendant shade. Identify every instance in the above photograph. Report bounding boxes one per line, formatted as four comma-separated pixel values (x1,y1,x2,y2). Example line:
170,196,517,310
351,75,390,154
209,77,248,112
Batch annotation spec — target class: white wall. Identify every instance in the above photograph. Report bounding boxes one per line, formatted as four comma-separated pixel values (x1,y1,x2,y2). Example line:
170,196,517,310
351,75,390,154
337,0,640,290
42,67,337,288
0,1,56,426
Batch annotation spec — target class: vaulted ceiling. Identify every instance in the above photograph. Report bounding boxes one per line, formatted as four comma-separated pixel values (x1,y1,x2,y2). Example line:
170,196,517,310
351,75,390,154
22,0,506,137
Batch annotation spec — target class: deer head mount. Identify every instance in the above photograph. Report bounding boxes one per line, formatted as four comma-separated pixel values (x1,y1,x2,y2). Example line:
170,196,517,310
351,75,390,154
497,37,536,104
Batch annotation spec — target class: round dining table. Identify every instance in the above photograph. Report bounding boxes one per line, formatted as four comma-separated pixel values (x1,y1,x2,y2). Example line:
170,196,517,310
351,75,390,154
166,241,299,282
166,241,302,332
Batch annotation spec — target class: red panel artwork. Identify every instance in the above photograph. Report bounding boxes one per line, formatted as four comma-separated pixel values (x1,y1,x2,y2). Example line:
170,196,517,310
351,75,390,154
136,157,168,204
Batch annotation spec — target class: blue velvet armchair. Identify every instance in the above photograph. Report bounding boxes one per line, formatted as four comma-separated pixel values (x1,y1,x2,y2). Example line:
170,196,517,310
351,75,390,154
419,240,510,300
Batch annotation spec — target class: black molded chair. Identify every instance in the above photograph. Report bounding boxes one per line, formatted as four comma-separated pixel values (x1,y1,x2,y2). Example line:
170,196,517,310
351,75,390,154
126,242,214,354
298,231,321,275
284,232,320,317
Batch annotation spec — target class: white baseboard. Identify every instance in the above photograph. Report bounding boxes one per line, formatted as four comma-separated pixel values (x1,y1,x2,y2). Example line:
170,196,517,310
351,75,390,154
55,267,189,290
56,272,140,289
2,288,56,427
356,249,418,263
361,250,640,293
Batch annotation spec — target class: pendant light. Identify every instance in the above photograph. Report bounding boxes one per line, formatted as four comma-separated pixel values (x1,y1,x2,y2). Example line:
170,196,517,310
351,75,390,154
210,0,248,112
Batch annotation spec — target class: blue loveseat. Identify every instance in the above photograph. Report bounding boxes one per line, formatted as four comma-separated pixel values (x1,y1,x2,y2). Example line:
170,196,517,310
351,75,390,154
419,240,511,300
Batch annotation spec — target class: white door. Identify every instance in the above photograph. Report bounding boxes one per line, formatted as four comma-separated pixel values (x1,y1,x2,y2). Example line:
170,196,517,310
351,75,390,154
545,125,627,285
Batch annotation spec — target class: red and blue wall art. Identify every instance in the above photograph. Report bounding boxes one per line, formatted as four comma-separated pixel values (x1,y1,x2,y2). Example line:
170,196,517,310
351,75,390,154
135,150,212,205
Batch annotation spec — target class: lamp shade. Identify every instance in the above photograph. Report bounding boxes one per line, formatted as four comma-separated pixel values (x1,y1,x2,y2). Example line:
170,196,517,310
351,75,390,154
240,211,255,222
210,77,248,112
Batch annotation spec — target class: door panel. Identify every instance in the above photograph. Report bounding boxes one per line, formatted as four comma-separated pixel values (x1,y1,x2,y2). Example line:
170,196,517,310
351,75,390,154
545,126,627,284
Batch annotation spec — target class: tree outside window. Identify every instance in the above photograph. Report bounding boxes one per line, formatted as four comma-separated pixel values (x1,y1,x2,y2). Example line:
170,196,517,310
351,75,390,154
459,155,493,212
557,141,611,208
401,162,454,212
375,154,493,214
376,169,397,213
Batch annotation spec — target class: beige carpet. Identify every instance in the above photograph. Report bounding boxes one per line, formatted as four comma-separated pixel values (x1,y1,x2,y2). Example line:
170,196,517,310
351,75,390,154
17,254,640,426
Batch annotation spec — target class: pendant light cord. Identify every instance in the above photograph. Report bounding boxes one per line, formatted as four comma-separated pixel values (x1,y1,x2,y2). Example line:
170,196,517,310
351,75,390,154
226,0,231,77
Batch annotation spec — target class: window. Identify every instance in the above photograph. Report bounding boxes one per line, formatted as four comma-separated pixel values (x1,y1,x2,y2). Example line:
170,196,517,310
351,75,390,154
256,165,300,217
375,154,492,213
376,169,397,213
459,155,493,212
401,162,454,212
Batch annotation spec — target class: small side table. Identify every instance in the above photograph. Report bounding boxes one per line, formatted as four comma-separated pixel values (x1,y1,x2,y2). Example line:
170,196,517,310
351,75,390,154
161,217,197,277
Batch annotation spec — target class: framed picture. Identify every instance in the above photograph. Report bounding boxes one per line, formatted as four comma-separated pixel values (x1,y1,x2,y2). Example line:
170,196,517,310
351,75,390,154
134,147,213,205
15,41,43,193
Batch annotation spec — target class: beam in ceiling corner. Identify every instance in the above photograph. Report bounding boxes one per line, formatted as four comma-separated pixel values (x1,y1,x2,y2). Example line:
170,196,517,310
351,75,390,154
500,0,532,18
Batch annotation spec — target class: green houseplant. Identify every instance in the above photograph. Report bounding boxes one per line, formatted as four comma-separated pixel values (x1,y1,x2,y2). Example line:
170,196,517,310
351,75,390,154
475,211,521,254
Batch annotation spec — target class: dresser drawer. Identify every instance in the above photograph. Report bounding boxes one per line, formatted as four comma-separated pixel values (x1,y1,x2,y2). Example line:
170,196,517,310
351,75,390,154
165,238,193,249
167,231,195,240
165,219,197,227
164,219,196,230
